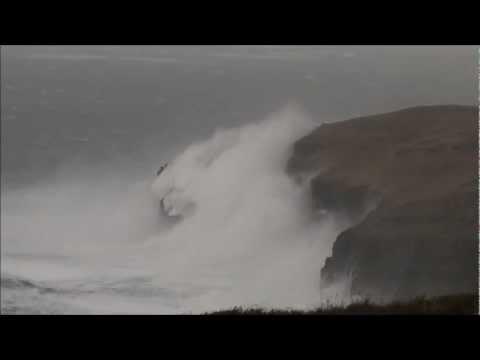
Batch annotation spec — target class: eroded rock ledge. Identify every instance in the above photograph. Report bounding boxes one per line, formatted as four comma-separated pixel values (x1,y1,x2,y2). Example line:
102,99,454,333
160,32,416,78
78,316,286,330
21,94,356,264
287,105,478,301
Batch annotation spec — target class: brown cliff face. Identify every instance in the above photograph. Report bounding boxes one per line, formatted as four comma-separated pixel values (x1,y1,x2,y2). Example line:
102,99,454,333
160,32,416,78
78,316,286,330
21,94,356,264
287,105,478,300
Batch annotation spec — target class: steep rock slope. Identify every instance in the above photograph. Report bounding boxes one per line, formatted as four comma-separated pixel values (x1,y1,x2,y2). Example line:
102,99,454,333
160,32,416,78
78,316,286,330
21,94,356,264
287,105,478,300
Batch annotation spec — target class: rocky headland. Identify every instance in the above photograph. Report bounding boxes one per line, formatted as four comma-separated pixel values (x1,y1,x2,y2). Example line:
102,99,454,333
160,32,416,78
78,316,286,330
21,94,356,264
287,105,478,301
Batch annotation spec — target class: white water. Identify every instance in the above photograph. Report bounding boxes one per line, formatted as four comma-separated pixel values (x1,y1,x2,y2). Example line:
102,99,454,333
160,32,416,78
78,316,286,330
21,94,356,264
1,104,351,314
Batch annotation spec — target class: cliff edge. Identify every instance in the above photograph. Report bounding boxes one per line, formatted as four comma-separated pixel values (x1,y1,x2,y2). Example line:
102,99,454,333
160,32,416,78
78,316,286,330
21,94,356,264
287,105,478,301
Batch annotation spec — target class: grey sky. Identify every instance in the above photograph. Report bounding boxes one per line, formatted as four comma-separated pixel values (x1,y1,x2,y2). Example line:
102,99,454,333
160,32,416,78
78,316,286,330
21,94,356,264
2,45,478,189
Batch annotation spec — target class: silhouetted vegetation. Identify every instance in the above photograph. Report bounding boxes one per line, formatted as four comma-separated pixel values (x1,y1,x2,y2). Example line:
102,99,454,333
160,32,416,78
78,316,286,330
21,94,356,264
206,294,478,315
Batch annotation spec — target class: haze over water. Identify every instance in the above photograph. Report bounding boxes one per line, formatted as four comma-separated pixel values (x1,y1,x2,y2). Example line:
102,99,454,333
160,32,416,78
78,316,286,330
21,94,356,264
1,46,477,314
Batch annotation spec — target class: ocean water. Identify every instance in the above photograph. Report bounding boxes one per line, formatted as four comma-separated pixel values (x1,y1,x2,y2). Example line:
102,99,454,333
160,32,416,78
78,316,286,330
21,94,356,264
1,46,477,314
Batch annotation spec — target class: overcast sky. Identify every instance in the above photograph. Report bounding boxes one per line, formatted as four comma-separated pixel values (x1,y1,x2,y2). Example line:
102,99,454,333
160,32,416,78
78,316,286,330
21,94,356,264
2,45,478,188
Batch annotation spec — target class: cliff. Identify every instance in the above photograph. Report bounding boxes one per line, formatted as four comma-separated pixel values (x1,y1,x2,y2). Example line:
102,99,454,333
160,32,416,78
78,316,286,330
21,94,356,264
287,105,478,301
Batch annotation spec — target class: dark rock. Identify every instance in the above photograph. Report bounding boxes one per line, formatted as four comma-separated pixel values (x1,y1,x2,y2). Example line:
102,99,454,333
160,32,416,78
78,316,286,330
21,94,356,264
288,105,478,301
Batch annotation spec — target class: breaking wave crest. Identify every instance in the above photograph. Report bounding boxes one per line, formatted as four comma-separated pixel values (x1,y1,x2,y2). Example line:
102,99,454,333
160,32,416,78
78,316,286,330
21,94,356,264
2,104,351,314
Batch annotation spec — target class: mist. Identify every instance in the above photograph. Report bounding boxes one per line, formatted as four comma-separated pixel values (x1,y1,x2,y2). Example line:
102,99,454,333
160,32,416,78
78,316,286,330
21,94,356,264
1,45,477,313
2,104,352,313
